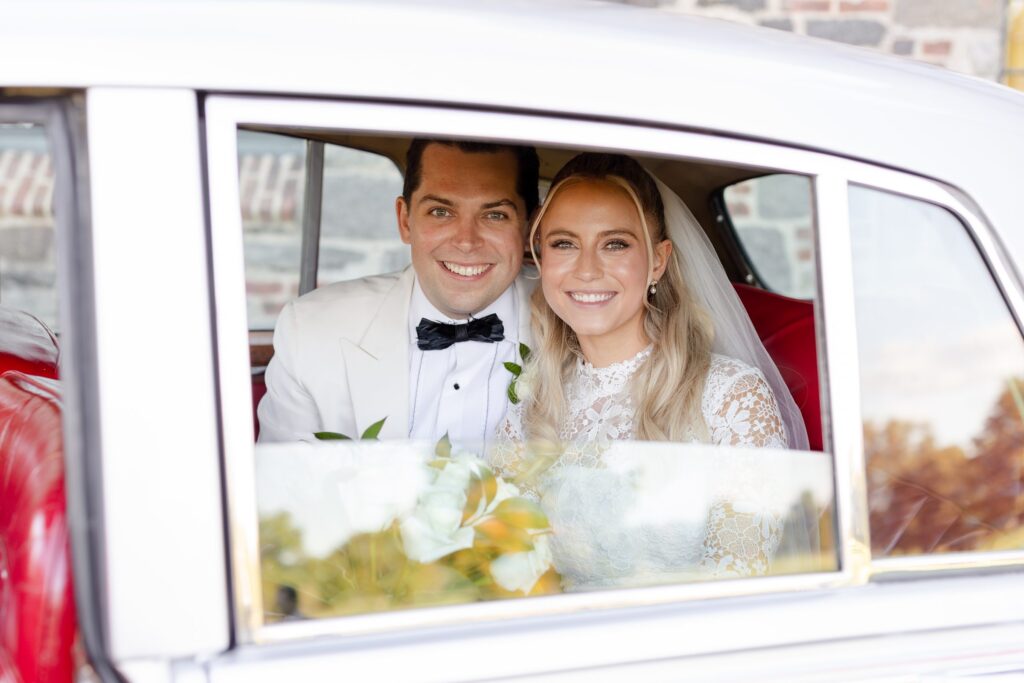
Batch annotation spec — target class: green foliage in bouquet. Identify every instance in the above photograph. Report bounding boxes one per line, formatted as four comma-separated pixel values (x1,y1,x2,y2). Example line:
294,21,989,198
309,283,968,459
314,417,387,442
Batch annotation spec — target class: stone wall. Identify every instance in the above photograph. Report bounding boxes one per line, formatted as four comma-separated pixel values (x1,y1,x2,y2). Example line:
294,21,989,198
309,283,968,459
611,0,1007,80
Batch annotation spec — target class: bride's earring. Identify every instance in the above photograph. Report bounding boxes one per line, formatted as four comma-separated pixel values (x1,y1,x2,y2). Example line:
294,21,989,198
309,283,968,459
648,280,658,297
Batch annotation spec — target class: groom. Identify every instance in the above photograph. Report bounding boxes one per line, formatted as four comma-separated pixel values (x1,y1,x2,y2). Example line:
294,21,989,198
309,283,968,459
257,139,540,445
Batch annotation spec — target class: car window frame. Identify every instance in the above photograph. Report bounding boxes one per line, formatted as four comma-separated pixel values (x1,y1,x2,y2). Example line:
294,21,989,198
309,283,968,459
203,95,1024,647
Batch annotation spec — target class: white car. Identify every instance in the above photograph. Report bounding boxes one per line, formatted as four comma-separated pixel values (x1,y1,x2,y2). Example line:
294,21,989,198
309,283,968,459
1,1,1023,682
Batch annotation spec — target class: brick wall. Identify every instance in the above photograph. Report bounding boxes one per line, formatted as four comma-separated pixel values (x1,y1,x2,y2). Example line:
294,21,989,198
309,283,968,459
611,0,1007,80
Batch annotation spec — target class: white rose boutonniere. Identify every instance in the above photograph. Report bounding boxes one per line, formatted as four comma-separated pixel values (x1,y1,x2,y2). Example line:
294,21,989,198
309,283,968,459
504,343,532,405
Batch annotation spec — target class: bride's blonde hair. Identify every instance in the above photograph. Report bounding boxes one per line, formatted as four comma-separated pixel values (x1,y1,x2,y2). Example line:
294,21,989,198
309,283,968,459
519,153,714,458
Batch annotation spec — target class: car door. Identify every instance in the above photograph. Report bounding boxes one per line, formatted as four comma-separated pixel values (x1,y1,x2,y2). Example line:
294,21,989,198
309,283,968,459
191,94,1019,682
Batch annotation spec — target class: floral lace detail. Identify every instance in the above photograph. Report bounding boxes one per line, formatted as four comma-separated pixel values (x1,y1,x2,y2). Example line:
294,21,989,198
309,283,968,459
562,345,652,446
489,351,788,589
703,355,787,449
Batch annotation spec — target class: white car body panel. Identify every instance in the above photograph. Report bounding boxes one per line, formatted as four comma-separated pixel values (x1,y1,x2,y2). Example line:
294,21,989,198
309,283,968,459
2,1,1022,680
87,88,229,659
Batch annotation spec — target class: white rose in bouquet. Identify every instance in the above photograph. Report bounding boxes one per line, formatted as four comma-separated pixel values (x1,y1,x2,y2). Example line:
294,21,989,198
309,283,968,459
400,453,477,563
401,444,558,595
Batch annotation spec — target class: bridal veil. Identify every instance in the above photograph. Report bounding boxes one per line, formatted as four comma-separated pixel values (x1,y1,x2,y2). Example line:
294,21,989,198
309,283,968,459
651,174,810,452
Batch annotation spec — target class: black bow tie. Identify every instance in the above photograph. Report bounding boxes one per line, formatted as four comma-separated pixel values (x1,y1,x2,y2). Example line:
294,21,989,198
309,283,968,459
416,313,505,351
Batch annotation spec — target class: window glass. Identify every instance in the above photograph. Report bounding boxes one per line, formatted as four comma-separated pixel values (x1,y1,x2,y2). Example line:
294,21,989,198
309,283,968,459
318,145,407,287
0,123,58,328
242,136,839,625
723,174,815,300
239,130,306,331
239,135,407,331
257,441,835,622
850,185,1024,557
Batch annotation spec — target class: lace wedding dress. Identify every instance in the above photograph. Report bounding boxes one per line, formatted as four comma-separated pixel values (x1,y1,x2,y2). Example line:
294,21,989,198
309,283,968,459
490,347,788,591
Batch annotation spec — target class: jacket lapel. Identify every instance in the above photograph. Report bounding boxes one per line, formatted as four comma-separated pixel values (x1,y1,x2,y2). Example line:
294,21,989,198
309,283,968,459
342,268,415,439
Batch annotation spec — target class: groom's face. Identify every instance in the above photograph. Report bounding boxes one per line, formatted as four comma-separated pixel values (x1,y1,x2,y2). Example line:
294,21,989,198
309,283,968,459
397,144,526,320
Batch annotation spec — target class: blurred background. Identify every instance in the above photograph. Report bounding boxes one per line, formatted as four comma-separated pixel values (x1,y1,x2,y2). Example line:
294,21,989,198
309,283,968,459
605,0,1024,85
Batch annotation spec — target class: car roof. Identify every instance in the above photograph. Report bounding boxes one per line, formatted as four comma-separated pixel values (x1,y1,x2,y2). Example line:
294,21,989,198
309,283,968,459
4,0,1023,264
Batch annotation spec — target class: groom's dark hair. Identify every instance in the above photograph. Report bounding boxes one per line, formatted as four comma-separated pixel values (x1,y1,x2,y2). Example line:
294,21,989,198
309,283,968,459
403,138,540,216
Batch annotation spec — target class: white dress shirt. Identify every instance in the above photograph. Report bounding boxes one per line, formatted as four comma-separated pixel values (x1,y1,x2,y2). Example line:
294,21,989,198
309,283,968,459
408,280,521,449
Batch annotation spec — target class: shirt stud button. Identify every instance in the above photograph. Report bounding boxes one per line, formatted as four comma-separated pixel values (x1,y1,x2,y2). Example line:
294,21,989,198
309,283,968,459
454,383,460,390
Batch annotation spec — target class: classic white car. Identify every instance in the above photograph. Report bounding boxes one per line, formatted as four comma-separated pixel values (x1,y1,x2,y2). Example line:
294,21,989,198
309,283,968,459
1,0,1023,681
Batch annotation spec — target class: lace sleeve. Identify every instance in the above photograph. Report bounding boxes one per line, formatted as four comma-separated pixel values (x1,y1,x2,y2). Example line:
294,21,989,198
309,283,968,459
699,358,787,576
705,360,787,449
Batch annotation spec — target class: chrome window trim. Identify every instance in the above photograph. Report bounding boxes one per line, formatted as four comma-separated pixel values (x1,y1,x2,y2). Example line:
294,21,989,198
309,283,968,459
298,139,323,296
203,95,1024,646
813,174,872,582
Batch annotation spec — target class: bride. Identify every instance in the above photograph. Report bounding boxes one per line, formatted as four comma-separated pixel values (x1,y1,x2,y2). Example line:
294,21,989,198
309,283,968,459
491,152,808,590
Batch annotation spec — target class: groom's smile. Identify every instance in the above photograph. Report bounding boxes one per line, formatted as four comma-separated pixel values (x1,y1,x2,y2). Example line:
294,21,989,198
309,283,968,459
440,261,495,279
397,143,526,320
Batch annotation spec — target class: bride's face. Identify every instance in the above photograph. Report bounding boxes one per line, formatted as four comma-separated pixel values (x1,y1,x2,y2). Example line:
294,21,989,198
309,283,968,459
538,179,670,364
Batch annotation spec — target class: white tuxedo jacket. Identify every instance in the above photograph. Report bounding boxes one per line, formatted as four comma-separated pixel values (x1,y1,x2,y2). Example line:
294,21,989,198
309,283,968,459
257,267,534,442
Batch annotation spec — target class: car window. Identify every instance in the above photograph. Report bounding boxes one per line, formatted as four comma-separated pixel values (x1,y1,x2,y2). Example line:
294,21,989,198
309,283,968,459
239,131,407,331
229,131,839,626
257,441,835,621
849,185,1024,557
721,174,815,300
0,108,67,683
0,123,58,329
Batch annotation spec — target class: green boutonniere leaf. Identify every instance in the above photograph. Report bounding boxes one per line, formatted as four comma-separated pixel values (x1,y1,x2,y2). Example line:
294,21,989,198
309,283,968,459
519,343,531,362
503,361,522,376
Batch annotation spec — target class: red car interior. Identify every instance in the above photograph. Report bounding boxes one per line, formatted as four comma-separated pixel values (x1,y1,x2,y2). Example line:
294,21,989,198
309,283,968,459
734,283,822,452
0,307,73,683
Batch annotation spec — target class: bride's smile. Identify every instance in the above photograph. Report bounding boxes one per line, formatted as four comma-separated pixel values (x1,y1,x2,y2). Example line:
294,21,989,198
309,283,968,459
566,290,616,304
536,178,670,367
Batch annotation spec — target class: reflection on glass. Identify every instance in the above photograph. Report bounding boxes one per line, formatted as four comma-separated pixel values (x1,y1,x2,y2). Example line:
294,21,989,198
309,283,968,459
724,174,815,300
238,130,306,331
850,185,1024,556
256,439,835,623
238,134,411,331
318,145,409,286
0,123,58,328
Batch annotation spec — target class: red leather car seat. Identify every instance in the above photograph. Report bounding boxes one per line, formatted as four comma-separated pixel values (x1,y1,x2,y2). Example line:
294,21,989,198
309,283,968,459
733,283,822,451
0,307,73,683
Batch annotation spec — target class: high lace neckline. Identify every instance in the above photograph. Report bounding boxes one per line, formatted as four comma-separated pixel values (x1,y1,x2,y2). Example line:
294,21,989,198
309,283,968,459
575,345,653,396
